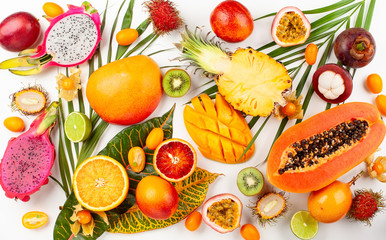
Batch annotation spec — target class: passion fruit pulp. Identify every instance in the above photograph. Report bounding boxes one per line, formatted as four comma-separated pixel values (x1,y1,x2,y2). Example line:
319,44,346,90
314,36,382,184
202,194,242,233
271,6,311,47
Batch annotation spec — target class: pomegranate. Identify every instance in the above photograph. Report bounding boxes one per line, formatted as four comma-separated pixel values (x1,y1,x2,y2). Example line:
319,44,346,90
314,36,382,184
271,6,310,47
210,0,253,43
202,193,242,233
312,63,353,104
0,12,40,52
334,28,375,68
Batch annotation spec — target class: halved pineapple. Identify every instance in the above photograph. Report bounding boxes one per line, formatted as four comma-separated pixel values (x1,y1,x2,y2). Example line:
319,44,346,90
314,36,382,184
178,28,292,116
217,49,291,116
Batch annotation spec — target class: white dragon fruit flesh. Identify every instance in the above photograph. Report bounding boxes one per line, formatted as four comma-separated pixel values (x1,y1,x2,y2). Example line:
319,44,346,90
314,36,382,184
0,1,101,75
0,102,59,201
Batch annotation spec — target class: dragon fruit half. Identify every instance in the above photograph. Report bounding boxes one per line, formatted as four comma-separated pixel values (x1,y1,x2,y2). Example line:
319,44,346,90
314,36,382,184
0,1,101,75
0,102,59,201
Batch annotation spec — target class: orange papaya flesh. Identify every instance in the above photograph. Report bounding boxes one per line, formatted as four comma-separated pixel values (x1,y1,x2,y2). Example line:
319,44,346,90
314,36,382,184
183,94,254,164
267,102,385,193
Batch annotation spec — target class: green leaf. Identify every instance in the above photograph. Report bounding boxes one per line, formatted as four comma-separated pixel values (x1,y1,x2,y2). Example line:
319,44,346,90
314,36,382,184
108,168,219,233
253,0,355,21
311,2,360,29
120,0,135,29
364,0,376,30
108,0,127,63
55,106,177,239
355,2,365,27
303,0,356,14
53,194,109,240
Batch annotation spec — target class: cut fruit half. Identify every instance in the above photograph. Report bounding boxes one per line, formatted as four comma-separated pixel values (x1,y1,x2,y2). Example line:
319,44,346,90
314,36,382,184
271,6,311,47
237,167,264,196
290,210,318,240
22,211,48,229
163,68,191,97
64,112,92,142
153,138,197,182
178,28,292,117
73,155,129,211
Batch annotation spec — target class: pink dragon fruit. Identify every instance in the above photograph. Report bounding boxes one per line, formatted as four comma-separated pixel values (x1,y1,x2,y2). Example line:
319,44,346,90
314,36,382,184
0,1,101,75
0,102,59,201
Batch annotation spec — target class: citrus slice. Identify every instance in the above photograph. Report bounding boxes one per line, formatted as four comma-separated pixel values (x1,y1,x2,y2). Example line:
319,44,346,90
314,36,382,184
73,155,129,211
64,111,92,142
153,138,197,182
22,211,48,229
290,210,319,240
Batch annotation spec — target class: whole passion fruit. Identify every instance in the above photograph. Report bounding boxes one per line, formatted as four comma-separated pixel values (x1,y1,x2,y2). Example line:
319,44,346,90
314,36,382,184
312,63,353,104
271,6,310,47
334,28,375,68
202,193,242,233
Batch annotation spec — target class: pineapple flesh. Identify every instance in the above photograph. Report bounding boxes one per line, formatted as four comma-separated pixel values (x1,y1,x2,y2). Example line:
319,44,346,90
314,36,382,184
217,49,292,116
179,28,292,116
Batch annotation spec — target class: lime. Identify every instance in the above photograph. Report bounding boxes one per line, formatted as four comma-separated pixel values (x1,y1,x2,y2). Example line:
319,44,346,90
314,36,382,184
64,112,92,142
290,210,318,240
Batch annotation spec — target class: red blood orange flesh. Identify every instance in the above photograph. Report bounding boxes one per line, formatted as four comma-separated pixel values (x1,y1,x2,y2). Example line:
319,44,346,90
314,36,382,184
153,138,197,182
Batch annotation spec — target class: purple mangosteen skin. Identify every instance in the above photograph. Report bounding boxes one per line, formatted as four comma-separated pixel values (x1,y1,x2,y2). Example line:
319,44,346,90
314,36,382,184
312,63,353,104
334,28,375,68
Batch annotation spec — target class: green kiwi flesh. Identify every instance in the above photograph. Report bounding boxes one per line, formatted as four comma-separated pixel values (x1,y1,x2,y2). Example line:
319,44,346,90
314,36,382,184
163,69,191,97
237,167,264,196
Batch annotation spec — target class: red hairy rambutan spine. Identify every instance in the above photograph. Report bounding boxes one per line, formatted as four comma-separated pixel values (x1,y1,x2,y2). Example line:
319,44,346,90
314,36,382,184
144,0,183,35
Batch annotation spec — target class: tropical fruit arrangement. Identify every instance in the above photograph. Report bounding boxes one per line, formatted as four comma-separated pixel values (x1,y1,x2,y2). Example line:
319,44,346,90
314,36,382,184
0,0,385,240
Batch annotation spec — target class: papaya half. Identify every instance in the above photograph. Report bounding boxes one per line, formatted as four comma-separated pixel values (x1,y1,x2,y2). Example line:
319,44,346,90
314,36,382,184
267,102,385,193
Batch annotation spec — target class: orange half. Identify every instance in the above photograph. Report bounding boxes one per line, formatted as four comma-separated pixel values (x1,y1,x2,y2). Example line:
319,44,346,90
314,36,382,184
154,138,197,182
73,155,129,211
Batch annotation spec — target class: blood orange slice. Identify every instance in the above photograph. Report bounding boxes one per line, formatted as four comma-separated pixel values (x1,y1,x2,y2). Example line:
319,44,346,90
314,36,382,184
153,138,197,182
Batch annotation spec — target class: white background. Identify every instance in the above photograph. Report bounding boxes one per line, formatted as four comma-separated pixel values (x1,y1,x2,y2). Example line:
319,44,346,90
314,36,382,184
0,0,386,239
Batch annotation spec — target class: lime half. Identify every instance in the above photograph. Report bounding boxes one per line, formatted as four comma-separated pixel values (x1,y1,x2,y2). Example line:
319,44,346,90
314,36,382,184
64,112,92,142
290,210,318,240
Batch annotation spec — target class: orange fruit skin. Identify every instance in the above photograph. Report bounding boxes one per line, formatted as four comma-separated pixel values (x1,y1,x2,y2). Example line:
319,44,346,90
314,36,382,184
375,94,386,116
3,116,25,132
280,102,296,116
240,224,260,240
86,55,162,125
146,127,164,150
366,74,383,94
307,181,352,223
77,210,92,224
305,43,318,65
136,176,179,220
116,28,138,46
185,211,202,231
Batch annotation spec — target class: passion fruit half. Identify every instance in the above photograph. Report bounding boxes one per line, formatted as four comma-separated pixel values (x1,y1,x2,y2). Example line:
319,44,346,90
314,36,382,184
271,6,311,47
202,193,242,233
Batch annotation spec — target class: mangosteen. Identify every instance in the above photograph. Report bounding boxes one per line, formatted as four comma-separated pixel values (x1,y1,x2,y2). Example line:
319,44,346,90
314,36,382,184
312,63,353,104
334,28,375,68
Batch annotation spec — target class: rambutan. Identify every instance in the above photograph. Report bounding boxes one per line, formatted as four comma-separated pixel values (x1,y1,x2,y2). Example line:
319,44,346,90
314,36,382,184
346,189,385,226
144,0,183,35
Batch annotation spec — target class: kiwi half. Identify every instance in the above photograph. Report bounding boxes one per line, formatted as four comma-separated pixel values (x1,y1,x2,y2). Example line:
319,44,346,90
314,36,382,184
162,68,191,97
237,167,264,196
